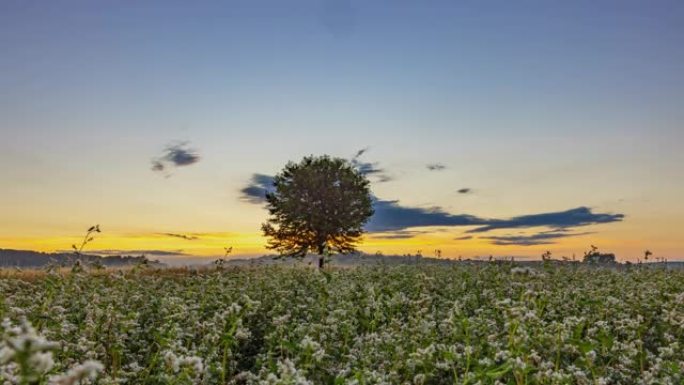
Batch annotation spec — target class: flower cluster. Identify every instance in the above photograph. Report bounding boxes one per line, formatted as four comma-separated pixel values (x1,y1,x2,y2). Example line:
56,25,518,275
0,264,682,384
0,318,103,384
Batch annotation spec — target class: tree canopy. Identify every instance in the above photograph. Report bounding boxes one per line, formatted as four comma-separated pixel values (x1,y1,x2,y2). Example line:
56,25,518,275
261,155,374,267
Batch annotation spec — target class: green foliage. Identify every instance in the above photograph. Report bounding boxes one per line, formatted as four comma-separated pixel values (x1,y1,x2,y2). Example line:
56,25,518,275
583,245,617,264
0,265,682,384
262,155,374,263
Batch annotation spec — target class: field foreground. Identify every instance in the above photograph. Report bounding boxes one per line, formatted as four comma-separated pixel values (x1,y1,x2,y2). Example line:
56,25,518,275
1,264,683,384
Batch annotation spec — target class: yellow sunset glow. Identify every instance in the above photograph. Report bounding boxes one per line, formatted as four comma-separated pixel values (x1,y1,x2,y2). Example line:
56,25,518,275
1,223,669,263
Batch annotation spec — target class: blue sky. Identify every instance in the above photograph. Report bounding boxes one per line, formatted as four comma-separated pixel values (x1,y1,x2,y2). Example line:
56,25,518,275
1,1,683,260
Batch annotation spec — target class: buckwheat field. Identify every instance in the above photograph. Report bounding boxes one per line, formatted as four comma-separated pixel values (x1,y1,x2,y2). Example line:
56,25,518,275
1,264,683,385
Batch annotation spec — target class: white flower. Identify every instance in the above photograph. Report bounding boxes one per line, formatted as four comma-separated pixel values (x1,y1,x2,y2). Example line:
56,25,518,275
50,360,104,385
586,350,597,362
0,347,13,364
163,351,180,373
179,355,204,374
29,352,55,373
235,325,251,340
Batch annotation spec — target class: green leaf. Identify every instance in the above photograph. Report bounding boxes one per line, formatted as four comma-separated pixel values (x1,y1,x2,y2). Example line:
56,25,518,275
486,362,512,379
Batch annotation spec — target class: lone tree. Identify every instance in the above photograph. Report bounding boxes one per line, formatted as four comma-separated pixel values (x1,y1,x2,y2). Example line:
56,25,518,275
262,155,374,268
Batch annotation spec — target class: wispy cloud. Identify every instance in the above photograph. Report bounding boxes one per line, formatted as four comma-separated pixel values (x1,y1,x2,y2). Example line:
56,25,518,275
369,229,431,239
240,177,623,241
89,249,190,257
242,149,392,203
151,141,201,175
353,147,369,159
482,230,594,246
351,148,393,183
239,174,275,204
354,162,386,178
238,150,624,246
366,199,486,232
426,163,446,171
239,170,624,239
466,207,624,233
160,233,199,241
454,235,473,240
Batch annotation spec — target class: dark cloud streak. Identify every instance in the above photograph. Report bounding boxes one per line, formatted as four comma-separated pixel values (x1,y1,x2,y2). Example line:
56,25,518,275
426,163,446,171
151,142,201,174
240,172,623,241
454,235,473,241
483,230,594,246
90,249,190,257
366,199,485,232
466,207,624,233
160,233,199,241
351,147,393,183
369,229,430,239
240,172,623,237
238,158,625,246
239,174,275,204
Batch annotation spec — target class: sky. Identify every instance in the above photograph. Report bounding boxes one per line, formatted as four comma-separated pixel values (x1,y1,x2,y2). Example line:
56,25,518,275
1,1,683,263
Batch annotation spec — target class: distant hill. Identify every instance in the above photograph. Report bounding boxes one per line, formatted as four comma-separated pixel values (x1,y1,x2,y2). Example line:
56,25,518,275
4,249,681,270
220,253,684,269
221,253,519,267
0,249,162,268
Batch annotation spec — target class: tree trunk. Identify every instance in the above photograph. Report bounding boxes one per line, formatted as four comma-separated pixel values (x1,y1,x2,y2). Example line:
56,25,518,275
317,244,325,269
